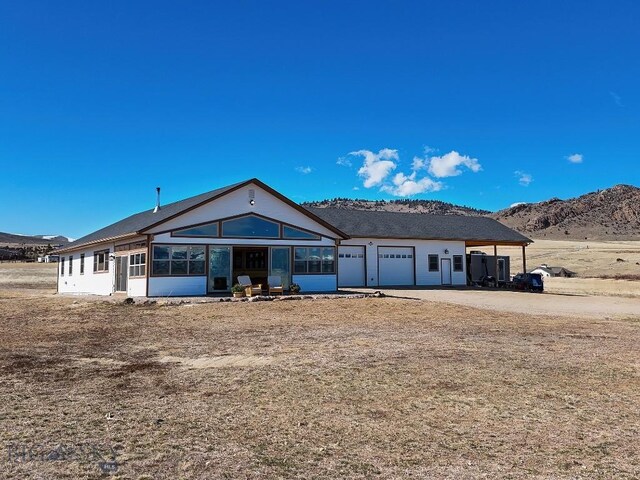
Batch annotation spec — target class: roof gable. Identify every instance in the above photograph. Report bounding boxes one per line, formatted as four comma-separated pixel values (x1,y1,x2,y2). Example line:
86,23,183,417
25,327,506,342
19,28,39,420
58,179,346,252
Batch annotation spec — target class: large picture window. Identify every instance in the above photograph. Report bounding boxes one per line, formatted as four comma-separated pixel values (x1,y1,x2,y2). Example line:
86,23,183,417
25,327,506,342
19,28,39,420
94,250,109,273
173,222,219,237
129,253,147,277
221,215,279,238
282,225,320,240
152,245,205,276
294,247,335,274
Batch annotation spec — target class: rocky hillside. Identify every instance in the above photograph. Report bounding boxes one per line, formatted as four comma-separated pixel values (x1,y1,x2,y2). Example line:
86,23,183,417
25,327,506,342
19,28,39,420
0,232,71,247
491,185,640,240
306,185,640,240
303,198,490,216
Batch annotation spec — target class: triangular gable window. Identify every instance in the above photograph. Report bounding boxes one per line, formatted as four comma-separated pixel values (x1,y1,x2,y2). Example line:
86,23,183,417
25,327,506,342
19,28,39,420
173,222,219,237
282,225,321,240
221,215,279,238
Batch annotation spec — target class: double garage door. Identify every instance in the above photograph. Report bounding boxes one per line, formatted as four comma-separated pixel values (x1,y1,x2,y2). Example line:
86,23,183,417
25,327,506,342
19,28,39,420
378,247,415,286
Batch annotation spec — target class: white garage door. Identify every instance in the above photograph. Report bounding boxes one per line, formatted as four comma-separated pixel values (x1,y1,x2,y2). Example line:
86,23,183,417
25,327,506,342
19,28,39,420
378,247,414,286
338,246,366,287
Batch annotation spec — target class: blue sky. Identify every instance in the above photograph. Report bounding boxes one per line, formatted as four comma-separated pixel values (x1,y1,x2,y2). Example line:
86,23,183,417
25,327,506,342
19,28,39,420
1,1,638,238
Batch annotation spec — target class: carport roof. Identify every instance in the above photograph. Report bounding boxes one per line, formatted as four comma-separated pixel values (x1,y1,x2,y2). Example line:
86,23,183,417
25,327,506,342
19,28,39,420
306,207,532,245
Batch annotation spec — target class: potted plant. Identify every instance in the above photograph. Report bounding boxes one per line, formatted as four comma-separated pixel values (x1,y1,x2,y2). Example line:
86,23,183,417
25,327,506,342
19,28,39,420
289,283,301,295
231,284,245,298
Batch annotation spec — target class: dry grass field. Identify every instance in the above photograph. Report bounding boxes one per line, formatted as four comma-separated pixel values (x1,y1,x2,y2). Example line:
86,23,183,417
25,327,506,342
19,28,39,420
500,239,640,278
1,264,639,478
498,239,640,297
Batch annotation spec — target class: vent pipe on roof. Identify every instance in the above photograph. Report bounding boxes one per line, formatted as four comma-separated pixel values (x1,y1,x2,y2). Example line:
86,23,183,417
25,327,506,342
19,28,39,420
153,187,161,213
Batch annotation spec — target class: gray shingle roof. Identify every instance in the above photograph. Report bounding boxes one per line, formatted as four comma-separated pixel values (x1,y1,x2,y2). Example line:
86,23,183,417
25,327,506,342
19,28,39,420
59,180,248,251
59,179,531,253
306,207,531,244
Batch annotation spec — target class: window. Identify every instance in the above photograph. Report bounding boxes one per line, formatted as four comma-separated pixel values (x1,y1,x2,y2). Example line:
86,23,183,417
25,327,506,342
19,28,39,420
152,245,205,276
80,254,85,274
68,255,73,275
428,254,439,272
129,253,147,277
221,215,279,238
282,225,320,240
60,257,65,276
93,250,109,273
173,222,219,237
453,255,464,272
294,247,335,274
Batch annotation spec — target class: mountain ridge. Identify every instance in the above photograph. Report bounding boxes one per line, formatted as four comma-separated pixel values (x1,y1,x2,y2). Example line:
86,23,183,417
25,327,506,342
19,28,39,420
304,184,640,240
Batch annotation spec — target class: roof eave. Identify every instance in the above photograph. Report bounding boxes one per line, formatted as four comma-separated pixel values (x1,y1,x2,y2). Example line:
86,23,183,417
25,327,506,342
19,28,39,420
54,232,140,254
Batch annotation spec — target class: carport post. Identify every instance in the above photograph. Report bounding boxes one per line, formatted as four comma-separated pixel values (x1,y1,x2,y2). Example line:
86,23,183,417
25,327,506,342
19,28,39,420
522,245,527,273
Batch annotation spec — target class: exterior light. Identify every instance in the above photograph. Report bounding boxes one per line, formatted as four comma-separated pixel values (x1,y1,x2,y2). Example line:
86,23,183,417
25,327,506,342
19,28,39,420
249,199,255,206
444,249,449,254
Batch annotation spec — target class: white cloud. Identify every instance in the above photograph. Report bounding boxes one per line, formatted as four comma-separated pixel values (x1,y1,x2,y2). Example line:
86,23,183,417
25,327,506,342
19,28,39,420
336,156,352,167
425,151,482,178
510,202,527,208
411,156,426,170
566,153,583,164
295,166,313,174
352,186,360,191
347,145,480,197
609,91,623,107
514,171,533,187
351,148,398,188
381,172,443,196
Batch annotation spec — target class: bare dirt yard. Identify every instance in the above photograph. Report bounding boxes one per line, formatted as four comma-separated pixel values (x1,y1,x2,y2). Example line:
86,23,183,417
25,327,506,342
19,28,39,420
1,264,639,478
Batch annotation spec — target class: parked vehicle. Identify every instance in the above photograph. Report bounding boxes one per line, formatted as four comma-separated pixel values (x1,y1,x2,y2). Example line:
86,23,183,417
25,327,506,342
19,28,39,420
509,273,544,292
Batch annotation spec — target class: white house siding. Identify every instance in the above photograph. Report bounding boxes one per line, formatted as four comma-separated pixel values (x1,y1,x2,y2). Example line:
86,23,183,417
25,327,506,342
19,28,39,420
148,276,207,297
292,274,337,293
146,183,339,239
57,245,115,295
340,238,467,287
127,277,147,297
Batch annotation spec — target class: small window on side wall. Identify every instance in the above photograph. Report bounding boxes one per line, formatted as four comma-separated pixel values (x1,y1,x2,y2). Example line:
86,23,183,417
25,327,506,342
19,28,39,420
94,250,109,273
453,255,464,272
80,254,85,274
428,254,439,272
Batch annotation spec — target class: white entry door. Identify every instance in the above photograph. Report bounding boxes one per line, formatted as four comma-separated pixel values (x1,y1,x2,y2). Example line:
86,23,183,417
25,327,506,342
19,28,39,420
441,258,452,285
338,246,366,287
378,247,414,286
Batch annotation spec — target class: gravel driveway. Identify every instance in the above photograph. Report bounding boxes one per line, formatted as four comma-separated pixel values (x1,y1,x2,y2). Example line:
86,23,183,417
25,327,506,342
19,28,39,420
346,287,640,319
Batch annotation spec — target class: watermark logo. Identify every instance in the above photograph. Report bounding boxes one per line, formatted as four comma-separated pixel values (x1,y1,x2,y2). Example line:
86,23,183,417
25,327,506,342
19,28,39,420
6,442,119,473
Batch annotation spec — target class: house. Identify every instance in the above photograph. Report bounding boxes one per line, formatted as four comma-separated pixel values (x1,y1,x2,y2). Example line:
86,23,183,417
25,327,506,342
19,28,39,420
55,178,531,296
529,264,576,278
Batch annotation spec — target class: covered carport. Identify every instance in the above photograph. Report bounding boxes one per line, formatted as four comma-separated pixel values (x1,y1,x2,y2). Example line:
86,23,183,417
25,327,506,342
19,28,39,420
465,239,531,282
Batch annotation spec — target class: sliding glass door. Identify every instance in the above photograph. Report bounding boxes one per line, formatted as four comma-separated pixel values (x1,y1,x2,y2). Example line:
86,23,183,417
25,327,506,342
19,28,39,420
208,246,232,293
269,247,290,289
